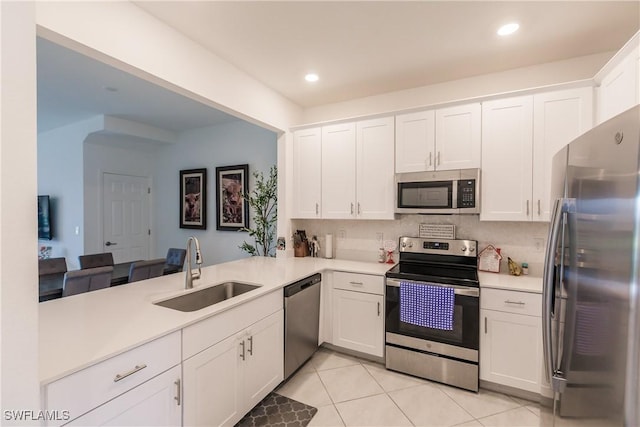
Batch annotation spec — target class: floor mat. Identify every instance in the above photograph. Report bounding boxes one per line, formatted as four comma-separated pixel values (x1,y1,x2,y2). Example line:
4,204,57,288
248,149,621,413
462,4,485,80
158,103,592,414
235,392,318,427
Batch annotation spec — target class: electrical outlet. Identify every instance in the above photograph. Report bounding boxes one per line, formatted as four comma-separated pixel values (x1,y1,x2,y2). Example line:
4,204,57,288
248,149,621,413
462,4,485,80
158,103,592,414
338,229,346,239
534,238,545,252
375,232,384,243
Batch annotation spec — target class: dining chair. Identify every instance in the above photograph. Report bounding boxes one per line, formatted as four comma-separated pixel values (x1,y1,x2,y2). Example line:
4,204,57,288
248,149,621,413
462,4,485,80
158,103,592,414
79,252,114,269
165,248,187,274
38,257,67,276
128,258,167,283
62,266,113,297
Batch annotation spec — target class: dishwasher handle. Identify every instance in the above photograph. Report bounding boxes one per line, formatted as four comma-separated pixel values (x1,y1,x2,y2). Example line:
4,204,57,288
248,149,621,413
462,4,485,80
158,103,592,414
283,273,322,297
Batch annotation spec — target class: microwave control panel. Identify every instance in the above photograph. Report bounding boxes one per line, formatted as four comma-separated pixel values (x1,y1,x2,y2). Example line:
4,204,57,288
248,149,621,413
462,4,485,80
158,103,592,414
457,179,476,208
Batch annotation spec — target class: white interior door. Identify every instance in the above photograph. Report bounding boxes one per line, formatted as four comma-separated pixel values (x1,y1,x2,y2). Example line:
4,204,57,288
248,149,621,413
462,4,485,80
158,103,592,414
103,173,150,263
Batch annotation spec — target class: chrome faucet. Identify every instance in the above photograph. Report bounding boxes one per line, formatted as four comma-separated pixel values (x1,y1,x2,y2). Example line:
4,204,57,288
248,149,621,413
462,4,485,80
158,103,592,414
185,236,202,289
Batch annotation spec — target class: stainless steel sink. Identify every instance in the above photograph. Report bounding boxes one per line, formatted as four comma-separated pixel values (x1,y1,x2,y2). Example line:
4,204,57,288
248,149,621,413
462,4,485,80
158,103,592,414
154,282,260,312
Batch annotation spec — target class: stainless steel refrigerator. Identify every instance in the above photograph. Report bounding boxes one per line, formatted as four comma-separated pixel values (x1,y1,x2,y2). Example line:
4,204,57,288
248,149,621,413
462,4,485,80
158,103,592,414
543,105,640,425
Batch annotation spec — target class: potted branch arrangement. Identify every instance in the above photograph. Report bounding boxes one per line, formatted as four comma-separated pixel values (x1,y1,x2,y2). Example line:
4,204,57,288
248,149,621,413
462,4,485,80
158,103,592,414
239,166,277,257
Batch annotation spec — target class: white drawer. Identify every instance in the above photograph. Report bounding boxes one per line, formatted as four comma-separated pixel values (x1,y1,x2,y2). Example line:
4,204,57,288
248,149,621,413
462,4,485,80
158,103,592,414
182,289,282,359
44,331,180,425
481,288,542,316
333,271,384,295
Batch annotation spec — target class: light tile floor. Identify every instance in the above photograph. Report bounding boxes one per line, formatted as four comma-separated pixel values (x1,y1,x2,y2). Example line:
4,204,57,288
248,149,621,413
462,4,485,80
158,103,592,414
275,348,612,427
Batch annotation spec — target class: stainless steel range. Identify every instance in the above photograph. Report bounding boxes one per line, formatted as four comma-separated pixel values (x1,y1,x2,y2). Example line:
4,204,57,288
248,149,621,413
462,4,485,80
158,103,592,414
385,236,479,392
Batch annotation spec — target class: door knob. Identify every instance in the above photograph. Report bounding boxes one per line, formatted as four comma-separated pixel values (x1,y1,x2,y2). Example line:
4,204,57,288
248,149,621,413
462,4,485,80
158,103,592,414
105,241,117,246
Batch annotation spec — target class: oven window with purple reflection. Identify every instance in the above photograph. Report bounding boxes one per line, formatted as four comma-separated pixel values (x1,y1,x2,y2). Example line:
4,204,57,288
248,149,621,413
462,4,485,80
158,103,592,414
400,282,454,330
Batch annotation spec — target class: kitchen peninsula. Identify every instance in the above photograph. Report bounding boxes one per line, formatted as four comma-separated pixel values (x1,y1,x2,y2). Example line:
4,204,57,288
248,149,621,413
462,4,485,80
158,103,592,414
39,256,390,426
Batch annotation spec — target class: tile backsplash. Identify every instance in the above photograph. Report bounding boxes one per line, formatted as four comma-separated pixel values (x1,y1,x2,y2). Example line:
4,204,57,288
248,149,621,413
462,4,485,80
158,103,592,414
292,215,549,277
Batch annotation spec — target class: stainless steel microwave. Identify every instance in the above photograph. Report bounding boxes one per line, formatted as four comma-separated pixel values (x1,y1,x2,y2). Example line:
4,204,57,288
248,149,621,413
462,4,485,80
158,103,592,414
395,168,480,214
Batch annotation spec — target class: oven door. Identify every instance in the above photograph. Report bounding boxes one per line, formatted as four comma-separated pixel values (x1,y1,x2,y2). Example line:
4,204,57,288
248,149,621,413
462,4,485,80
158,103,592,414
385,278,479,361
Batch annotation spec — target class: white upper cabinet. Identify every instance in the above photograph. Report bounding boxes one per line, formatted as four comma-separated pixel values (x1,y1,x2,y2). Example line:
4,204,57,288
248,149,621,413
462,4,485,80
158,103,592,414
395,110,435,172
356,117,395,219
533,87,593,221
292,127,322,218
395,103,480,173
597,41,640,124
481,96,534,221
296,117,395,220
482,87,592,222
435,103,481,170
321,122,357,219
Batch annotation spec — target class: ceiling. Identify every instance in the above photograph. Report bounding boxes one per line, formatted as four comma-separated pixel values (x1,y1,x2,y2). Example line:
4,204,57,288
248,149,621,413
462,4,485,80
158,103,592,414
38,1,640,133
37,37,239,133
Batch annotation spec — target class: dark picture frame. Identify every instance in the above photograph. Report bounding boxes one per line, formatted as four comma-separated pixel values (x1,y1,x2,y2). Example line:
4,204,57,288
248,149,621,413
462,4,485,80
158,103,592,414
180,168,207,229
216,164,249,231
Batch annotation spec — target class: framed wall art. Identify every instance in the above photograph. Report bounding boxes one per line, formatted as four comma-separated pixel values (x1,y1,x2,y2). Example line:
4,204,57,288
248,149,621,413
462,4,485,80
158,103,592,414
180,168,207,229
216,164,249,231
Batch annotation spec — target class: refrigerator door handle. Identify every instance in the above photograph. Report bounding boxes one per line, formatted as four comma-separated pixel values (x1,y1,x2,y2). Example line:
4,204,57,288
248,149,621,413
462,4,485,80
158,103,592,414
543,198,563,383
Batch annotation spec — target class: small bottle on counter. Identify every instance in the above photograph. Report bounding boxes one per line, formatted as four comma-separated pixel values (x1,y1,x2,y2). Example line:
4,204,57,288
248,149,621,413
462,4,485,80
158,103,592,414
522,262,529,275
378,247,386,263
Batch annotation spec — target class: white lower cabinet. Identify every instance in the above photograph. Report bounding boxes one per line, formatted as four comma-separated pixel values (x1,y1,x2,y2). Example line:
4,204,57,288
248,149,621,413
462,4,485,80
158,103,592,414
43,332,181,427
480,288,542,394
331,272,384,357
183,310,284,427
67,366,181,426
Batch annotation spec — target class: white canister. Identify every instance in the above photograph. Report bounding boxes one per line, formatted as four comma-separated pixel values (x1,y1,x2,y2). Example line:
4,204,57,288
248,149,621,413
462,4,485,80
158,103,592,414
325,234,333,259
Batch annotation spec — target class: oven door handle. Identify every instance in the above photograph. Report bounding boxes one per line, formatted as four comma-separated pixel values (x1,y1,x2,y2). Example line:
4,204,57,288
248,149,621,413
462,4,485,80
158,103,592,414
385,278,479,297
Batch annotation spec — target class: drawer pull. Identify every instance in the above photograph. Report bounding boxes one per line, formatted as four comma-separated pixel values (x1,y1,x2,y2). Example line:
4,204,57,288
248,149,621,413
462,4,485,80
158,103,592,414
240,340,246,361
377,302,381,316
174,379,181,406
248,336,254,356
504,300,526,306
349,281,364,286
484,317,487,334
113,364,147,382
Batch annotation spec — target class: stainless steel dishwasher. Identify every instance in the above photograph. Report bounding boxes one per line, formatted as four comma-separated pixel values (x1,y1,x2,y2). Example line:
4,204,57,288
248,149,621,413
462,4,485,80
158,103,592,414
283,273,322,380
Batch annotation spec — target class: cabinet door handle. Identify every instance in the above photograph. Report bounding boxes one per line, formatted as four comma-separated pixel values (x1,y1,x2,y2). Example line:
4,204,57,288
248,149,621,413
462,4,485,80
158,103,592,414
377,302,381,316
484,317,487,334
174,379,181,406
240,340,246,361
538,199,541,216
113,364,147,382
429,152,433,166
357,203,361,215
437,151,441,166
350,203,354,215
315,203,319,215
505,300,526,306
526,200,530,216
248,336,253,356
349,281,364,286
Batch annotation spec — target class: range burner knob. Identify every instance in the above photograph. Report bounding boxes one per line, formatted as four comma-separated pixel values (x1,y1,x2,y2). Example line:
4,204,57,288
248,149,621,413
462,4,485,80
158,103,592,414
401,242,407,248
469,247,475,252
461,246,468,252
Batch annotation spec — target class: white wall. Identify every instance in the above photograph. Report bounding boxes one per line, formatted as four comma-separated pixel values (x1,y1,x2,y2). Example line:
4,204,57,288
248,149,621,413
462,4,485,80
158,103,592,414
154,120,277,266
83,134,158,262
301,52,613,124
293,217,549,276
37,118,103,270
1,0,40,419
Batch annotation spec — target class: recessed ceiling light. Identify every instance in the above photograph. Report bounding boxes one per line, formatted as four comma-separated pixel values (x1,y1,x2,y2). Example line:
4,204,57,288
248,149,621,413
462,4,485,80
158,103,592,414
497,23,520,36
304,73,319,83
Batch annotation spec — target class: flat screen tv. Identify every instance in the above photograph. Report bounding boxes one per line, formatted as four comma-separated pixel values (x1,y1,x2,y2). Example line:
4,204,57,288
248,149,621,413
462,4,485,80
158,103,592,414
38,195,52,240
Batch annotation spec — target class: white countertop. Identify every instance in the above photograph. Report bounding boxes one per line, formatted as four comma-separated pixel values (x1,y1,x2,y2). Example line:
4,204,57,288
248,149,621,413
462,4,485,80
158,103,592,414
39,256,390,385
478,271,543,294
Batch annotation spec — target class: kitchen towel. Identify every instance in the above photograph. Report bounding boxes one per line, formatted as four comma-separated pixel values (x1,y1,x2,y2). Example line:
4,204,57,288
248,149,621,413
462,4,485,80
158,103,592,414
400,281,454,330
